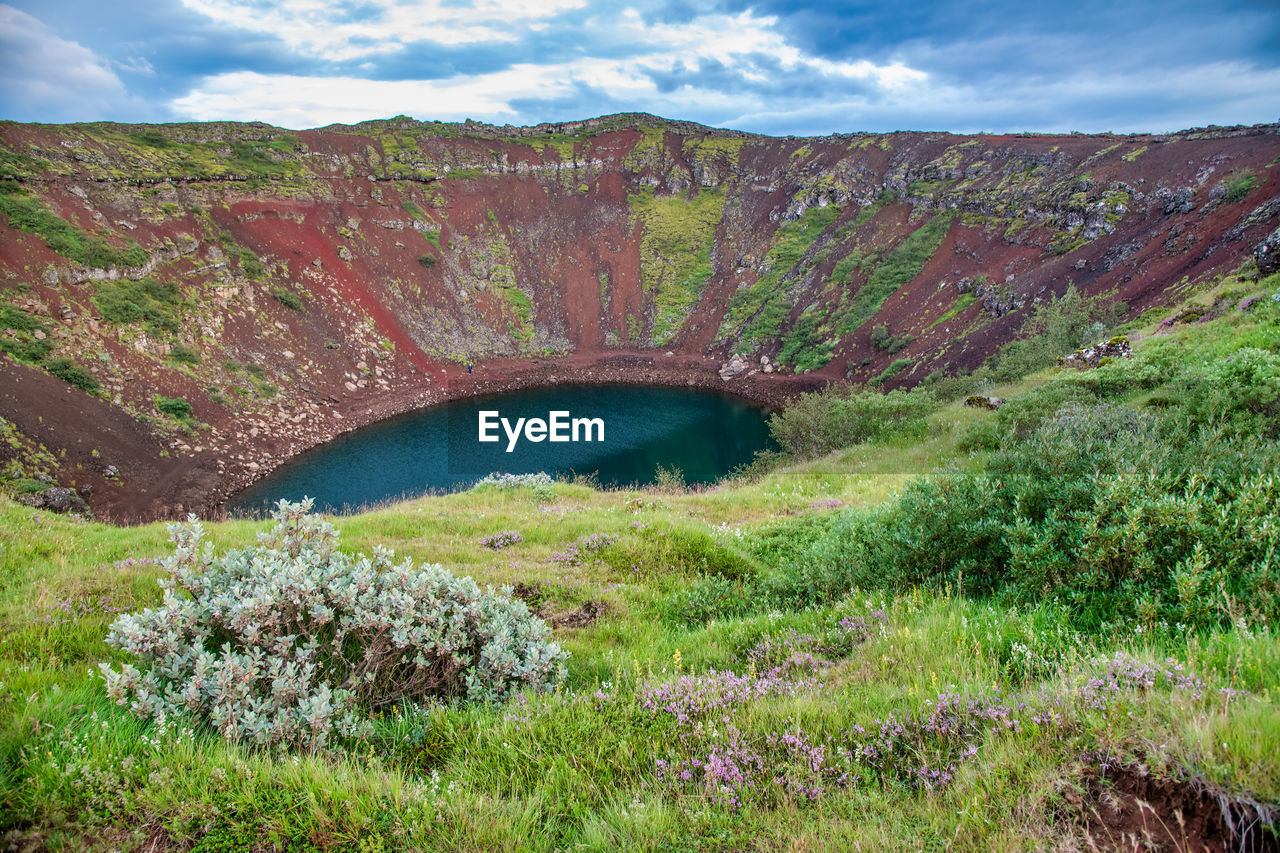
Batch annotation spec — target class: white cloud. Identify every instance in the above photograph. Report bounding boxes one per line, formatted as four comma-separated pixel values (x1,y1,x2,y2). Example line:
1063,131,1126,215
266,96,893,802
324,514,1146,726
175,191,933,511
0,4,134,121
178,0,588,60
170,4,931,128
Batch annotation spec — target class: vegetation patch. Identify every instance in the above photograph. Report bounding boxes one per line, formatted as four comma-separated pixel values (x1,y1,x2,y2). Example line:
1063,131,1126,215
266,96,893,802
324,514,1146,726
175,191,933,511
837,211,954,334
776,309,834,371
43,357,99,393
168,345,200,366
769,385,936,458
270,286,304,311
0,302,53,364
869,322,913,354
93,277,183,334
1223,170,1259,203
99,500,566,750
0,190,147,269
929,291,978,328
629,187,725,344
721,203,841,347
870,356,914,387
155,395,193,420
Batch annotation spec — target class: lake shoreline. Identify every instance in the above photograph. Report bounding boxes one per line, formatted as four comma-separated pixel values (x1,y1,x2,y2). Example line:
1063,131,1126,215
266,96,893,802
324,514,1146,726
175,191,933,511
99,351,825,525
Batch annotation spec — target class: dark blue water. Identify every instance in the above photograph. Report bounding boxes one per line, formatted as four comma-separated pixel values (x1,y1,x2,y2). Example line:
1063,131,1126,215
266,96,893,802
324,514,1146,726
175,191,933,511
228,385,775,514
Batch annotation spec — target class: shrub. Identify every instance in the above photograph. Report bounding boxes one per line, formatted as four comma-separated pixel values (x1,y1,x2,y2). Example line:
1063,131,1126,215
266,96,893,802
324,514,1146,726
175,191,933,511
168,345,200,365
1223,171,1258,204
44,357,98,392
417,254,437,268
1181,347,1280,437
156,396,193,419
99,500,567,750
769,386,936,459
271,287,304,311
471,468,550,489
980,284,1125,383
759,404,1280,630
869,323,913,354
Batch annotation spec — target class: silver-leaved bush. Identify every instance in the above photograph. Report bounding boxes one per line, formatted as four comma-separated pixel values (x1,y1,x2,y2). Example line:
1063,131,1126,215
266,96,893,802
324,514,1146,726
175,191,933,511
99,498,567,750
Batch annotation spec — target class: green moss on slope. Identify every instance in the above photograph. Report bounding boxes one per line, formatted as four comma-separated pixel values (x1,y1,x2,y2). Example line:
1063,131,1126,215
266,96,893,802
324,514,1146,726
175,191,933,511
629,186,725,345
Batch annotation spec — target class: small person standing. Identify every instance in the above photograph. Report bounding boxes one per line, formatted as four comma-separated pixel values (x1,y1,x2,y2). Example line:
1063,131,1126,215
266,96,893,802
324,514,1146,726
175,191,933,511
467,362,473,374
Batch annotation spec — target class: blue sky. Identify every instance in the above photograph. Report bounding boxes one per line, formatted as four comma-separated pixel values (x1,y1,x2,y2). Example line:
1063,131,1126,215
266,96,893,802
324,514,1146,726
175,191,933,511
2,0,1278,135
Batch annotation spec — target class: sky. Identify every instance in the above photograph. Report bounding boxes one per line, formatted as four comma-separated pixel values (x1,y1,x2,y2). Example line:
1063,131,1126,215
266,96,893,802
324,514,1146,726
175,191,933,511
1,0,1278,136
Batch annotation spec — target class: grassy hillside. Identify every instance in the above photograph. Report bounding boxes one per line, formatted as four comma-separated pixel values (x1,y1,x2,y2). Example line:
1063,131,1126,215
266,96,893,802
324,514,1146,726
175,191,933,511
1,270,1278,850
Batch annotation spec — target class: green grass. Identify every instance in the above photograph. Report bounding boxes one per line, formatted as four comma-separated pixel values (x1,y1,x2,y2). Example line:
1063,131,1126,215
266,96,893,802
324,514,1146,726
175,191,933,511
929,292,979,329
869,356,913,387
1223,170,1259,204
0,190,147,269
1,276,1279,849
720,204,841,347
837,212,954,335
629,187,725,345
93,277,184,334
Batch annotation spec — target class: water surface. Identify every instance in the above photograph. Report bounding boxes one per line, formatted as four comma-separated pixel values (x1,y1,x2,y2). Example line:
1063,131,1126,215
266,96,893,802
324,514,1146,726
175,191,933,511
229,384,774,514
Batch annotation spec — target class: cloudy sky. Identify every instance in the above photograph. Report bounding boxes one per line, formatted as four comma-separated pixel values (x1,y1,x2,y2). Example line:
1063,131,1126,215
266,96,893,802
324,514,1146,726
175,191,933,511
2,0,1278,135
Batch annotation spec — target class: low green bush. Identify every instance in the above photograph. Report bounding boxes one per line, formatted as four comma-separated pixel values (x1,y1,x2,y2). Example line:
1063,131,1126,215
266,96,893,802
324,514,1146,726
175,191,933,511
43,357,98,392
270,287,304,311
869,322,913,354
980,284,1126,383
156,396,193,419
1223,171,1258,203
753,404,1280,631
168,345,200,365
1180,346,1280,438
768,385,936,458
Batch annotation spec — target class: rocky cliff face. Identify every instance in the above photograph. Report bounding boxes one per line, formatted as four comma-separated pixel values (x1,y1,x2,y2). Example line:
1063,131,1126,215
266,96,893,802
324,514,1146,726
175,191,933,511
1,113,1278,520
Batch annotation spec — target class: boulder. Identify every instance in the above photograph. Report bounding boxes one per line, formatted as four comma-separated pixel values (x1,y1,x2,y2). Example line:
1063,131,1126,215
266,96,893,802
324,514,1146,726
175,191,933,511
1059,336,1134,369
964,395,1005,411
718,355,749,380
42,487,74,511
1255,227,1280,277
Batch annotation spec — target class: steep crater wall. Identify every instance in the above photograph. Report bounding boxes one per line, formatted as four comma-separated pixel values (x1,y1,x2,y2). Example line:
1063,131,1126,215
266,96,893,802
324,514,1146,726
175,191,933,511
1,115,1278,521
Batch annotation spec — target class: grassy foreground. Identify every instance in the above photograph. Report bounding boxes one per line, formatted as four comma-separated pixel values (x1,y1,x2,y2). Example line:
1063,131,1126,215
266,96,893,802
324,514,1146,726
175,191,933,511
1,278,1279,850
